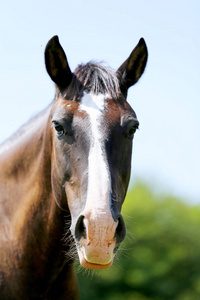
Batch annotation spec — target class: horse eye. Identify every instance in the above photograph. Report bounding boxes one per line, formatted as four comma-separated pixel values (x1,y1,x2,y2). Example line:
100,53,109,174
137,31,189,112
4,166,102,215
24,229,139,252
128,125,139,138
52,122,65,137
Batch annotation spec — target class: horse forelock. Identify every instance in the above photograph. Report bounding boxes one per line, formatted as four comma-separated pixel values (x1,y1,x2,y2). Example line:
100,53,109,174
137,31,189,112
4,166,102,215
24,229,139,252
64,62,120,100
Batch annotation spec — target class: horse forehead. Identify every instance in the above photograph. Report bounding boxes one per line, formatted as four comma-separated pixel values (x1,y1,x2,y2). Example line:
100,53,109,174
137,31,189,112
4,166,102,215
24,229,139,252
78,92,123,121
79,92,106,112
54,92,130,125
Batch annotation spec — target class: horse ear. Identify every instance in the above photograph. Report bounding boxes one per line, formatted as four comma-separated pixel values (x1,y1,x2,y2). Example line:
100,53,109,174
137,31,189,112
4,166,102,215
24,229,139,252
117,38,148,92
45,36,72,89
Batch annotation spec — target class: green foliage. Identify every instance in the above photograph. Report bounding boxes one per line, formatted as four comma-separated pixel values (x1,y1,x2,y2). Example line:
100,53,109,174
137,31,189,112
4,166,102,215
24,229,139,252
77,183,200,299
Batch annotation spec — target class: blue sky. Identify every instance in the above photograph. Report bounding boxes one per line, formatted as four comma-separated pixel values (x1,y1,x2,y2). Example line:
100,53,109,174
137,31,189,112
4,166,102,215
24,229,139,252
0,1,199,203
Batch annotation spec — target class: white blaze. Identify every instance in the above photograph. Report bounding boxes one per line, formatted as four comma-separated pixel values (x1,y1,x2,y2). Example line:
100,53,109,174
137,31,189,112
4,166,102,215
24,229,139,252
79,92,111,215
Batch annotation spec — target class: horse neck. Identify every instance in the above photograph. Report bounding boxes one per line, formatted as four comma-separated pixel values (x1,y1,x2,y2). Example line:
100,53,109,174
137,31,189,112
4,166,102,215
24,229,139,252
0,107,51,212
0,106,69,261
0,105,73,287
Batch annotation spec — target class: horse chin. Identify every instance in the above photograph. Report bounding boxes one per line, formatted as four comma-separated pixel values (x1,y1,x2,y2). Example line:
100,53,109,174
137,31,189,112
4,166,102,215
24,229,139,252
78,249,114,270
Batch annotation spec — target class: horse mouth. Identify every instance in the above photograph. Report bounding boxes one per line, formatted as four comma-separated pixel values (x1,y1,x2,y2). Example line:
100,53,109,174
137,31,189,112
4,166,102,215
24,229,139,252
80,255,113,269
77,248,114,269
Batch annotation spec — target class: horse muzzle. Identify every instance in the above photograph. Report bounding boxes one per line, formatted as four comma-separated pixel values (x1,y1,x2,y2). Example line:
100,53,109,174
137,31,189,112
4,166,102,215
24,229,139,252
74,212,126,269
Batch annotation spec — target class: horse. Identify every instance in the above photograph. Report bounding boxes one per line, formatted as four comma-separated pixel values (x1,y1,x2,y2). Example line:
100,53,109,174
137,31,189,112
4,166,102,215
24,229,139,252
0,36,148,299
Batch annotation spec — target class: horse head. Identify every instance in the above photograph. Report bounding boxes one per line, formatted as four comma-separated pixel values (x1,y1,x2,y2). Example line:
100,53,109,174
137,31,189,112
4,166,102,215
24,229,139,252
45,36,147,269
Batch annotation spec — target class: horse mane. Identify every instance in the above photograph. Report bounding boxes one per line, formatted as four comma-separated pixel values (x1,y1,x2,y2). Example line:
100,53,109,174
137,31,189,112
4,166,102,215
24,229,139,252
65,62,120,100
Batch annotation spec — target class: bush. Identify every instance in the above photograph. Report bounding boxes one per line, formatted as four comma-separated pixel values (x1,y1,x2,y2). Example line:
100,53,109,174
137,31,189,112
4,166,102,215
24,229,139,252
77,183,200,300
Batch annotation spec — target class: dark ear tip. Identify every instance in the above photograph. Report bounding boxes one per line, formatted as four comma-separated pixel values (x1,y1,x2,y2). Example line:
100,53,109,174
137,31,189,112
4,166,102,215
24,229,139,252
45,35,59,50
139,38,147,48
139,37,145,43
138,38,148,58
51,35,59,43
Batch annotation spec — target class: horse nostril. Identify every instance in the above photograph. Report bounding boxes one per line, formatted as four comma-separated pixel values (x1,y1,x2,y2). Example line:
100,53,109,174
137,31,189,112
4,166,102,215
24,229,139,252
75,215,86,241
115,214,126,245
